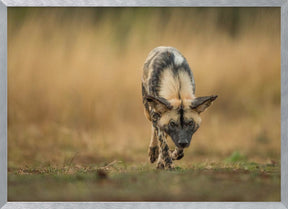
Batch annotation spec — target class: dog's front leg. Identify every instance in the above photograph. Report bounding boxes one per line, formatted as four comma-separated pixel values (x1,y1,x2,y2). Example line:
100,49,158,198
148,126,159,163
156,129,174,170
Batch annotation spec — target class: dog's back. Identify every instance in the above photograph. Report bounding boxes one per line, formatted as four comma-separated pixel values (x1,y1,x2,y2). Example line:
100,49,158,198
142,46,196,115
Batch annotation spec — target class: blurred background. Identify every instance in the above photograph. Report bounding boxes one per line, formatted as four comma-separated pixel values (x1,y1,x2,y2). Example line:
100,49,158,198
8,7,280,168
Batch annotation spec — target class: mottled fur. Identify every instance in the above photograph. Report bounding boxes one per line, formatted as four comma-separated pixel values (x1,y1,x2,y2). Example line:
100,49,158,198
142,46,217,169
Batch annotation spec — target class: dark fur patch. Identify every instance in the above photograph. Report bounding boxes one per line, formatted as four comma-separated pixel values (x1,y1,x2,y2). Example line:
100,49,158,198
149,146,159,163
179,102,184,127
142,84,150,115
149,51,176,95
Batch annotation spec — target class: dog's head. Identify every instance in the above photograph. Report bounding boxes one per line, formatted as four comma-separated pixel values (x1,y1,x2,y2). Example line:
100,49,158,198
146,95,217,148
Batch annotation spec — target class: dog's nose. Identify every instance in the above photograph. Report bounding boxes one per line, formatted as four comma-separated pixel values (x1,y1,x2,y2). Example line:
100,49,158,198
178,142,188,148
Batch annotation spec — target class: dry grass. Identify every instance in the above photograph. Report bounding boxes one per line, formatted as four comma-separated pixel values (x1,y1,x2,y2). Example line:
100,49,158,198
8,8,280,168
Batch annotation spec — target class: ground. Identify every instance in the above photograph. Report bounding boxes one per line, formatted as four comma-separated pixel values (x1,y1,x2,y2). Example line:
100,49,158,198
8,160,280,201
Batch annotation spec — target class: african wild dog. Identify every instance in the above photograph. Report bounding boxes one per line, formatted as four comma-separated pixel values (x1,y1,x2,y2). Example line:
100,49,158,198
142,46,217,169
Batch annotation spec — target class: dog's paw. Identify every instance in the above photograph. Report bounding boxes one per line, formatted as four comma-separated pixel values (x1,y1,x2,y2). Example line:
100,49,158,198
165,163,175,170
171,149,184,160
175,152,184,160
156,159,165,169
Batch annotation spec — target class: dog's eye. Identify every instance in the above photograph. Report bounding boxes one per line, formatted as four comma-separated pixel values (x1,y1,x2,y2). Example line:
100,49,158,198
188,121,194,126
152,113,160,121
169,121,177,128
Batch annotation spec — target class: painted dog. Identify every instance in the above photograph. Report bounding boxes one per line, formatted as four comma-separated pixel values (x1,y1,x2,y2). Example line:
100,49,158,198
142,46,217,169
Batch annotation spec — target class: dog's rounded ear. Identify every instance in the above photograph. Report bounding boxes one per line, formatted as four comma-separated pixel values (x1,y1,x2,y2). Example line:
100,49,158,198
145,95,173,112
190,95,218,113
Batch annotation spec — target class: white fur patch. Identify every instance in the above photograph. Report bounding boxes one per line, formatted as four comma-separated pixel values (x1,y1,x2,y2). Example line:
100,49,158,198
178,70,195,100
173,51,184,66
159,68,195,101
159,68,180,100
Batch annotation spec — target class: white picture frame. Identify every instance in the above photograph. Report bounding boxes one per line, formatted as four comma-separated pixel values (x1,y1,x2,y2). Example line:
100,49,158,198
0,1,287,208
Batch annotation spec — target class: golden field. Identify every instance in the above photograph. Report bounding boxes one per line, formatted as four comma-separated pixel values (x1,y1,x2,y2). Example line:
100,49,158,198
7,8,281,201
